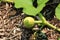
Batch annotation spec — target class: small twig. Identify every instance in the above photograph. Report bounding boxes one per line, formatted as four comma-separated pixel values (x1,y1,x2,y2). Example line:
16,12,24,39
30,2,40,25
8,32,22,39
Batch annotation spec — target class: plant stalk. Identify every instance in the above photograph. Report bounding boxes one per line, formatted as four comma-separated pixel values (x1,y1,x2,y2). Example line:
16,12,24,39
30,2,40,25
34,21,42,23
45,21,60,31
38,13,60,32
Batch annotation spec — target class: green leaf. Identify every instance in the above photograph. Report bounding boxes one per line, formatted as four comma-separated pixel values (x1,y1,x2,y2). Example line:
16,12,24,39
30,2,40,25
55,4,60,20
2,0,13,2
14,0,48,16
14,0,32,8
0,0,1,2
37,0,48,13
57,37,60,40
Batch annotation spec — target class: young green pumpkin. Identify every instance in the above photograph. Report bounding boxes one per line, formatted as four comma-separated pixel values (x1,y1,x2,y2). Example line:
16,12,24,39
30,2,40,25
23,17,35,28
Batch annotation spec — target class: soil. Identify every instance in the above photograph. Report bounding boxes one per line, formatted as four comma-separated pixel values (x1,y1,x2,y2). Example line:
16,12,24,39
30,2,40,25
0,1,60,40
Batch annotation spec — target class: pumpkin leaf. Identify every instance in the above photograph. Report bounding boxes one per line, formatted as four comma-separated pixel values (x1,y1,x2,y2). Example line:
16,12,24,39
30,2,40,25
2,0,14,2
14,0,48,16
55,4,60,20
